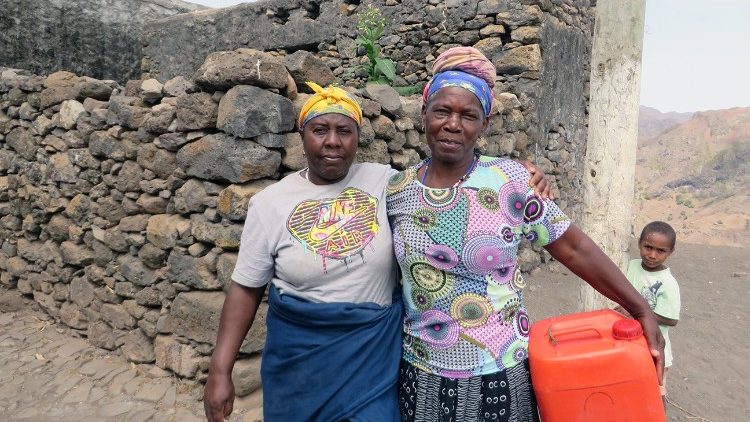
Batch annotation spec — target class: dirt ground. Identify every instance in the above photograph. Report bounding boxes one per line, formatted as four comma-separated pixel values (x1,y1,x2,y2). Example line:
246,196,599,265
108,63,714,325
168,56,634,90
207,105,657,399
525,241,750,422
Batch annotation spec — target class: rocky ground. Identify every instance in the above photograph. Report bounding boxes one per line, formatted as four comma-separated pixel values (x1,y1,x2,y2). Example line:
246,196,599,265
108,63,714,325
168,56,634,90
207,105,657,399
0,289,261,422
526,241,750,422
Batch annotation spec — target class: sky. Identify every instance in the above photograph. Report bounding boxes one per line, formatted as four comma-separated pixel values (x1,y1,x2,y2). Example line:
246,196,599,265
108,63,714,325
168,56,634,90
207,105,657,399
190,0,750,113
640,0,750,112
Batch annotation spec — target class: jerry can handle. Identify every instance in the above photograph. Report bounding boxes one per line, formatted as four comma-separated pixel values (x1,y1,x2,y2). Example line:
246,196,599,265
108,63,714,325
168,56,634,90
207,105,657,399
547,324,606,346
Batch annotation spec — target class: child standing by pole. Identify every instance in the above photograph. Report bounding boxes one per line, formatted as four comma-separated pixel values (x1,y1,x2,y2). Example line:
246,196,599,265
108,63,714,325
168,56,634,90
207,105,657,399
616,221,681,401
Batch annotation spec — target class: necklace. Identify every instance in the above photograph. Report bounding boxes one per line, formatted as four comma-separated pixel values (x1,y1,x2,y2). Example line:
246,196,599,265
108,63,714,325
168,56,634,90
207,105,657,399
304,167,311,182
420,153,478,188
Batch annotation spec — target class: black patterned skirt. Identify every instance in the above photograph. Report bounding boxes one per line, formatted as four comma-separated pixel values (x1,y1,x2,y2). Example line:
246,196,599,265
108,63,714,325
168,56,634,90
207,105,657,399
398,359,540,422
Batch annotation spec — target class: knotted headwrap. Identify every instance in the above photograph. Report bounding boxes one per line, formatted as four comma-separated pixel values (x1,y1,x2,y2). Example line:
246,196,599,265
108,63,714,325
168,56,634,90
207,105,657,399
423,47,496,117
298,82,363,129
431,46,497,88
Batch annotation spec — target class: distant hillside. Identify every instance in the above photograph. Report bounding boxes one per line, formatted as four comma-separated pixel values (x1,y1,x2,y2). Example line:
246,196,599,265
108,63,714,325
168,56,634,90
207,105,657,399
634,107,750,246
638,106,693,141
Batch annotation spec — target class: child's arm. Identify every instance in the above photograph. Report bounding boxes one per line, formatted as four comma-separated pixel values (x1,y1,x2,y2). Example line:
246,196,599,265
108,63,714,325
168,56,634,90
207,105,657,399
613,305,630,317
654,313,678,326
654,275,680,327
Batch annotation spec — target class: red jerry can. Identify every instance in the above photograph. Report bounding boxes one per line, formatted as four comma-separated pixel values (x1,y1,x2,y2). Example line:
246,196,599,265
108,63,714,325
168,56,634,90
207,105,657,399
529,309,666,422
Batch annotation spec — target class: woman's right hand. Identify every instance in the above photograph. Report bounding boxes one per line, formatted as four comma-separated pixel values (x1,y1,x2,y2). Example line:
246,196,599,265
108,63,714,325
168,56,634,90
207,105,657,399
204,283,266,421
204,372,235,422
203,282,266,422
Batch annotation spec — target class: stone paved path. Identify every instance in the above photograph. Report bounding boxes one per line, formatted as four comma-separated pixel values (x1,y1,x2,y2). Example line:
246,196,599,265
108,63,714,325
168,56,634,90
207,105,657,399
0,290,262,422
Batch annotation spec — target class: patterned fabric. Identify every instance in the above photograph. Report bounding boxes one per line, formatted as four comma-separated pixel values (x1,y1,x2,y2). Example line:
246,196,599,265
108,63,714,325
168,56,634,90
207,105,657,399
423,70,493,117
399,359,539,422
431,46,497,89
625,259,681,367
387,156,571,378
297,81,363,129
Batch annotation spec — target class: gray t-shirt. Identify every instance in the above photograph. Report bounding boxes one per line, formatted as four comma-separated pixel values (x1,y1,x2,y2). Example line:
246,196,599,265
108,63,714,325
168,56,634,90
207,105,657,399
232,163,399,306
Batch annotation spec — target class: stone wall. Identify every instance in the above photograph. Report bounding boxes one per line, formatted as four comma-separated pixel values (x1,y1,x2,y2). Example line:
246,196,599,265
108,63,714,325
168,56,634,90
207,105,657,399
0,0,206,83
143,0,594,225
0,48,463,394
0,0,595,399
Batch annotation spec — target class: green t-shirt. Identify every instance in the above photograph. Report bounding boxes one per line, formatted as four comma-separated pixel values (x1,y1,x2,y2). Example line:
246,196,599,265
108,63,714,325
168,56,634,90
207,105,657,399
626,259,681,367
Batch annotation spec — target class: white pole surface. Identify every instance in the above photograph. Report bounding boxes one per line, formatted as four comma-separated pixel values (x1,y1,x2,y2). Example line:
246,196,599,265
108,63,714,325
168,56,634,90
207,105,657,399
579,0,647,311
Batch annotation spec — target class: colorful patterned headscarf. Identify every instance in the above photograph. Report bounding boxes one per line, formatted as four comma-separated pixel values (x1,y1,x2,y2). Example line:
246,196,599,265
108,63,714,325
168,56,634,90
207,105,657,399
298,82,363,129
424,47,496,117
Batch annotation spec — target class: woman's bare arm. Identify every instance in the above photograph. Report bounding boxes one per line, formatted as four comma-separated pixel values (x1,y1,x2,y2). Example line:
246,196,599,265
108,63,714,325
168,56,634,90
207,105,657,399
545,224,666,381
204,282,266,422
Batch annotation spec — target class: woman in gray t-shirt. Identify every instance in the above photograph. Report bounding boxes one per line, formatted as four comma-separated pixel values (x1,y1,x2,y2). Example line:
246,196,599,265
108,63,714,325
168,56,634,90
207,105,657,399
203,83,404,422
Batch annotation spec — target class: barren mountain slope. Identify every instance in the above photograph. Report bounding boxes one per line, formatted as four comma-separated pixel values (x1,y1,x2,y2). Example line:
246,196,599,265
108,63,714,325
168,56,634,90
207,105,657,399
634,107,750,246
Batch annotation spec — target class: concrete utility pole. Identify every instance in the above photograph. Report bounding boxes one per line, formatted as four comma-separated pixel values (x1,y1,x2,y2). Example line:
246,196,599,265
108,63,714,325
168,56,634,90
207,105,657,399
579,0,647,311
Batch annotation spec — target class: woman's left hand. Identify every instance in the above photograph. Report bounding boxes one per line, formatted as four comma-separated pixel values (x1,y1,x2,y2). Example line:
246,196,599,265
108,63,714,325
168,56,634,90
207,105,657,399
519,160,554,200
613,307,665,380
632,310,666,382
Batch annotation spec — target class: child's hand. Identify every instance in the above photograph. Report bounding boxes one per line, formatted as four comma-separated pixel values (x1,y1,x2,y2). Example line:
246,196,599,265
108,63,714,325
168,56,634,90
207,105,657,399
519,160,555,200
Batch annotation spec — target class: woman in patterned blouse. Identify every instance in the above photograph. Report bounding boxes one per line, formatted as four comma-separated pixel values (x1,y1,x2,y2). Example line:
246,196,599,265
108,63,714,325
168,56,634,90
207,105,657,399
386,47,665,422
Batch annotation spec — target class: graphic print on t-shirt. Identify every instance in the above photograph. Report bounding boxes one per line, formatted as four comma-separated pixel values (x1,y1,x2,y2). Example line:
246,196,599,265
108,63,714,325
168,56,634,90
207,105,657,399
641,280,663,309
287,187,379,273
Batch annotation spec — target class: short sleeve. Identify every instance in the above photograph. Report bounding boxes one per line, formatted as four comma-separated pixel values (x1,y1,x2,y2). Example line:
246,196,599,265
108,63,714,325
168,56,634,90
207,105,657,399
521,188,572,247
654,276,681,320
625,260,639,282
231,198,275,287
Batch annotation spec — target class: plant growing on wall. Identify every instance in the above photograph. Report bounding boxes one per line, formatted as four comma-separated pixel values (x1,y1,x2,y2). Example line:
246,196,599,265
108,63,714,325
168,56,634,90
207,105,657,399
355,5,396,84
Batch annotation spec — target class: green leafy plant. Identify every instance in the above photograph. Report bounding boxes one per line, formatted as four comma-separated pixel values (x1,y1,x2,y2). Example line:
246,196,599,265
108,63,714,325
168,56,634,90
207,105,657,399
355,5,396,84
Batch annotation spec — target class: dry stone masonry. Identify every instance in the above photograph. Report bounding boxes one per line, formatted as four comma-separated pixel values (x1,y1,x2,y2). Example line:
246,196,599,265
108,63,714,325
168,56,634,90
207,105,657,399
143,0,594,225
0,0,594,402
0,0,206,83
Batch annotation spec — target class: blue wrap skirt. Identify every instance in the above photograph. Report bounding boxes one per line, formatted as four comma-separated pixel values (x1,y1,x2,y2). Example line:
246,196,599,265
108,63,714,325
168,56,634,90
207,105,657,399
261,285,403,422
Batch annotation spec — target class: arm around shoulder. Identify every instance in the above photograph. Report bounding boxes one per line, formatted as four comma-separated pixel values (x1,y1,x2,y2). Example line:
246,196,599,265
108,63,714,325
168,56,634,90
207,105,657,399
518,159,554,200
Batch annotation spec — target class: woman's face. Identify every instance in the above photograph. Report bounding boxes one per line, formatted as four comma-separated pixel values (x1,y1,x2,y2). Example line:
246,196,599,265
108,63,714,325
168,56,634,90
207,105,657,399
302,113,359,184
422,86,489,165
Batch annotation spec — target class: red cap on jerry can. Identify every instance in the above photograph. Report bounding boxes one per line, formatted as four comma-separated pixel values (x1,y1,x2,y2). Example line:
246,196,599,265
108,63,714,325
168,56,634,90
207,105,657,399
612,319,643,340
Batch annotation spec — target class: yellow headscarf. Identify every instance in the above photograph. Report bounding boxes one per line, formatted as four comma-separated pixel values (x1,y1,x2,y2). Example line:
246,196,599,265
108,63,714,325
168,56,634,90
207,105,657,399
297,82,363,129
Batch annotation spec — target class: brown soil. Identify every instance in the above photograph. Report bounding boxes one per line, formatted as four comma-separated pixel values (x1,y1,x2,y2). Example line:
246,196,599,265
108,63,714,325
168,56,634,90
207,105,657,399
525,242,750,421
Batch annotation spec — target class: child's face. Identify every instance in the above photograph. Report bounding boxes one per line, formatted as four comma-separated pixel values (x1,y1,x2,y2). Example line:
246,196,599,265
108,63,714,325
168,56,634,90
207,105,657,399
638,232,673,271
